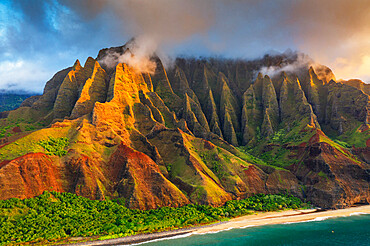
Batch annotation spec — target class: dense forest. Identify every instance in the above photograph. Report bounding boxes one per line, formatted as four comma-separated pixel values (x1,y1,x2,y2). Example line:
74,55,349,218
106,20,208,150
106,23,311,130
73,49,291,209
0,191,309,245
0,93,35,112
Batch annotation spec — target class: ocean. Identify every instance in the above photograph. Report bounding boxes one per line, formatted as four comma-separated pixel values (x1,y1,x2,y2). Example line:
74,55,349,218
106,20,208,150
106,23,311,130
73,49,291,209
131,214,370,246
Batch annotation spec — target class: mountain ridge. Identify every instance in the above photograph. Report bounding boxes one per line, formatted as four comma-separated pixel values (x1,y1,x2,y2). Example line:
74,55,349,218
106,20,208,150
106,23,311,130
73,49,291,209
0,42,369,209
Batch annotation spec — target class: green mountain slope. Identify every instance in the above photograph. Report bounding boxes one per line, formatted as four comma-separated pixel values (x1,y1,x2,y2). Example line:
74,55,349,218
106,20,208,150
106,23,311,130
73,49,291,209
0,41,369,209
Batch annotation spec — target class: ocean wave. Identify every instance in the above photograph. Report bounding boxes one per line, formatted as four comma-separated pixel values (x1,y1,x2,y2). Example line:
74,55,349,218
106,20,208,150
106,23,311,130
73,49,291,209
239,224,258,229
349,212,369,216
128,232,195,246
195,226,236,235
127,212,369,245
127,225,254,245
283,211,370,225
194,224,258,235
283,216,332,224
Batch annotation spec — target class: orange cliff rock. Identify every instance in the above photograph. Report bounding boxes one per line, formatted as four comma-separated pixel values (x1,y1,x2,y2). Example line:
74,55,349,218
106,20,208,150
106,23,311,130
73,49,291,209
108,144,189,209
1,45,369,209
70,61,108,119
0,153,64,200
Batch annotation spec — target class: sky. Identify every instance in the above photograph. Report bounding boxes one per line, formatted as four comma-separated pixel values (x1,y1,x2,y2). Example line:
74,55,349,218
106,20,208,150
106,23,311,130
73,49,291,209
1,0,370,93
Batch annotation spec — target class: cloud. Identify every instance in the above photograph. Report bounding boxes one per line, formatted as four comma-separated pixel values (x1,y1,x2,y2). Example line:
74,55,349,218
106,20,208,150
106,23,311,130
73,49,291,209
1,0,370,93
0,59,51,93
98,37,158,73
259,53,314,78
0,0,125,93
63,0,216,72
61,0,370,82
286,0,370,81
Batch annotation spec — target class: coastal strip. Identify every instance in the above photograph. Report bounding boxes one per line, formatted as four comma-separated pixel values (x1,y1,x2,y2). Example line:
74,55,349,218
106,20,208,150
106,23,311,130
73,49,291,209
59,229,195,246
58,222,227,246
195,205,370,234
60,205,370,246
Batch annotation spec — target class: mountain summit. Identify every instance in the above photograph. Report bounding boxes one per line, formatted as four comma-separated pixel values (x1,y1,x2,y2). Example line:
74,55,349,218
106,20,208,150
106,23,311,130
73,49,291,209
0,43,369,209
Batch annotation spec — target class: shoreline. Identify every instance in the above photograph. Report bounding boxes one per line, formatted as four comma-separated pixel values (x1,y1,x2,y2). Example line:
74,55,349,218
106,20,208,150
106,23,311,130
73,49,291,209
60,205,370,246
195,205,370,235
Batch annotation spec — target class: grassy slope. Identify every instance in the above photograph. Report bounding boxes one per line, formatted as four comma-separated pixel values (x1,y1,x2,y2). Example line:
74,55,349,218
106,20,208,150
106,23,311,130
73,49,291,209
243,121,317,168
0,126,72,161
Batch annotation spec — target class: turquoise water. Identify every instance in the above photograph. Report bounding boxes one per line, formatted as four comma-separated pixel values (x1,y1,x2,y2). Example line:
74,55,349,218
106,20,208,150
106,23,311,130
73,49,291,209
134,214,370,246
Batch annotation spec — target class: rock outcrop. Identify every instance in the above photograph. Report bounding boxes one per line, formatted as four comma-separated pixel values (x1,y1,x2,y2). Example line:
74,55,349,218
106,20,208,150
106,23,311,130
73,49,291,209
1,43,369,209
294,131,370,208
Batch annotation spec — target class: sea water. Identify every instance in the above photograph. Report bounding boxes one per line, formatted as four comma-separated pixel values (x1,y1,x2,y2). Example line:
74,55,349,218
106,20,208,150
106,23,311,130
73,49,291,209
132,214,370,246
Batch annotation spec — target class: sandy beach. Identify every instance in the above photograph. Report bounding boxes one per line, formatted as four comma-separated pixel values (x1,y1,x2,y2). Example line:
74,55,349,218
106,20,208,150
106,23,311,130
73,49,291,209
61,205,370,246
195,205,370,234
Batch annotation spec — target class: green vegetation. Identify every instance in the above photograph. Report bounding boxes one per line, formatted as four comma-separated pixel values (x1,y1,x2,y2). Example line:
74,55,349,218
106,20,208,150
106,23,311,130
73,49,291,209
0,191,310,245
197,152,227,178
0,125,12,138
37,137,69,156
210,159,223,177
318,171,329,180
0,126,72,161
0,117,41,140
0,118,24,138
333,139,352,149
237,122,317,169
239,145,297,168
0,93,35,112
259,148,298,168
335,125,369,148
324,123,369,148
24,125,36,132
319,134,361,163
237,146,268,166
256,126,262,140
268,121,313,146
270,128,286,143
165,163,172,172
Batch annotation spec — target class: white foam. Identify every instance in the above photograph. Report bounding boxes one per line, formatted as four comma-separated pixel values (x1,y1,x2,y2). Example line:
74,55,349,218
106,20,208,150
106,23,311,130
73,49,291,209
308,216,332,222
194,227,235,235
239,224,258,229
283,216,332,224
126,212,369,245
349,212,368,216
283,212,370,225
194,224,259,235
128,232,195,245
126,223,253,244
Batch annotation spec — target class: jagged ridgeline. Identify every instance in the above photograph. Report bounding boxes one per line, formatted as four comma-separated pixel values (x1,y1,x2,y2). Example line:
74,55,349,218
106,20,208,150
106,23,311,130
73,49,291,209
0,43,369,209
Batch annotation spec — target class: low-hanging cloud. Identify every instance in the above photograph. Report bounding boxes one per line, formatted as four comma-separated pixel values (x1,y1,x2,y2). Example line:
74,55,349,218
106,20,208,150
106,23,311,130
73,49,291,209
59,0,370,81
97,37,158,73
259,53,314,79
62,0,215,73
0,59,50,93
1,0,370,93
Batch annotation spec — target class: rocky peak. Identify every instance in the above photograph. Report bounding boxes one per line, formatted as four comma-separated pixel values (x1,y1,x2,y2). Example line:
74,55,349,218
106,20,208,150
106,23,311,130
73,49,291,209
2,42,369,209
73,59,82,69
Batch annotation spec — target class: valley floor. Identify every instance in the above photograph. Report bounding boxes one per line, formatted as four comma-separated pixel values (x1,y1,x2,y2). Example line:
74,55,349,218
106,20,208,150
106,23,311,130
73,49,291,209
59,205,370,246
